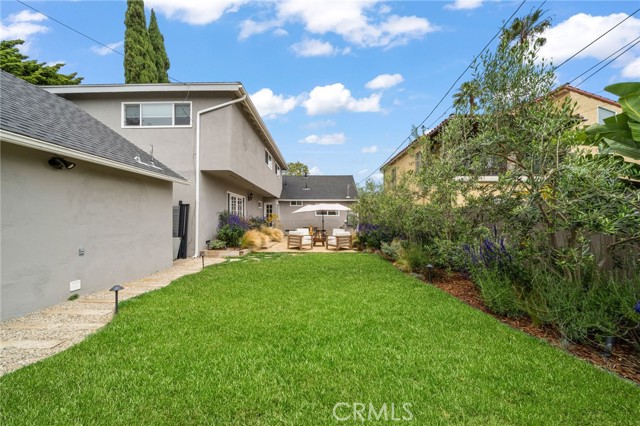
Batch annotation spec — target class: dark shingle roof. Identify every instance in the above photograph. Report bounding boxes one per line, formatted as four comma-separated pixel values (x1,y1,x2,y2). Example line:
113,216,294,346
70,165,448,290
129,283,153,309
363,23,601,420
280,175,358,200
0,71,186,182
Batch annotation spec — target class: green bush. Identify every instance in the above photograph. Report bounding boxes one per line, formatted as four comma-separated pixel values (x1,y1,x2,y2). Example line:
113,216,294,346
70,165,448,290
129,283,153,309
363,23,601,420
397,243,429,273
381,239,403,261
208,239,226,249
524,272,640,345
472,267,525,317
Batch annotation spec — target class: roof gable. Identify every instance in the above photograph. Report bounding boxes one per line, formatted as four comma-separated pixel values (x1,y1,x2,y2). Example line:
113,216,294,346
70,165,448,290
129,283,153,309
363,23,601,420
0,71,186,183
280,175,358,200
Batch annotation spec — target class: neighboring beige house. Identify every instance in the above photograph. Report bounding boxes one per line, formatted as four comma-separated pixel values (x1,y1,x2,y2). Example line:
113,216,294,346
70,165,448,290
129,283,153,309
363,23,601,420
382,85,622,185
1,71,187,320
46,83,287,257
278,175,358,232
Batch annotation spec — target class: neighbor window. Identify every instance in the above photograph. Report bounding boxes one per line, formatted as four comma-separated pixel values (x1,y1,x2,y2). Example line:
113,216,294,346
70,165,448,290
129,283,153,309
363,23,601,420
275,163,281,176
415,152,423,173
265,150,273,169
597,106,616,125
290,201,303,206
123,102,191,127
227,192,246,217
315,210,339,216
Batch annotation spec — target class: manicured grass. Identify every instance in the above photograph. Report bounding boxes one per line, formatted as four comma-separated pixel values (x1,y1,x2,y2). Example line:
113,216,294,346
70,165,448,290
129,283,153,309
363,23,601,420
1,253,638,425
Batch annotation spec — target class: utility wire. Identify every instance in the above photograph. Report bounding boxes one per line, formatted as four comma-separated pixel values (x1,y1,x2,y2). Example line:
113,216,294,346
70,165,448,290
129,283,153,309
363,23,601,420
574,38,640,87
15,0,185,84
568,36,640,86
358,0,528,185
553,7,640,71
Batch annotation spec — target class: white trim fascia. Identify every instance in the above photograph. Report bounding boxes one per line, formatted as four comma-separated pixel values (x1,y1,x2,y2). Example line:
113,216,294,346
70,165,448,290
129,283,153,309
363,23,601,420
0,130,189,185
44,83,243,95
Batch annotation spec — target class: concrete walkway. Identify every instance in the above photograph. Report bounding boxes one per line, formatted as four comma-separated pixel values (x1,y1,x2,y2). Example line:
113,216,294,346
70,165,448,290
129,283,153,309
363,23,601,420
0,256,225,376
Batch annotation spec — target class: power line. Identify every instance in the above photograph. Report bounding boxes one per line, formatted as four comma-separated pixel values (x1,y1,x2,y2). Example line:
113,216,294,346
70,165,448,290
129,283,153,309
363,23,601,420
357,0,528,185
574,38,640,87
15,0,185,84
568,35,640,86
553,7,640,71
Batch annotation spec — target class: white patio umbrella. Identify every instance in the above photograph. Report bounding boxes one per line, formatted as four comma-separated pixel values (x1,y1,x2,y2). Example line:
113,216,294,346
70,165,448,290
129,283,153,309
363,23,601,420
292,203,351,231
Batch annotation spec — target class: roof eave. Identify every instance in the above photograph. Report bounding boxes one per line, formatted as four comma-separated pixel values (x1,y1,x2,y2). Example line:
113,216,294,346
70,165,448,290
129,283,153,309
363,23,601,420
0,130,189,185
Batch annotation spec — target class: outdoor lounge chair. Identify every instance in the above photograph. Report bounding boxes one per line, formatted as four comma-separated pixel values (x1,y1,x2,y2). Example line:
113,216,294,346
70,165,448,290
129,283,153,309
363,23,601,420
287,229,313,250
326,229,352,251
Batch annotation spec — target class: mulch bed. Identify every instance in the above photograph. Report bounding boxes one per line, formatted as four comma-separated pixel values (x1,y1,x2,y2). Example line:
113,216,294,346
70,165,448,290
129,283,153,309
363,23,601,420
419,267,640,385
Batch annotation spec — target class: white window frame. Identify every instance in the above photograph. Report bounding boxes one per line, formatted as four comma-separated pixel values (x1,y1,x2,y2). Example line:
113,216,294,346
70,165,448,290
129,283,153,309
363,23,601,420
122,101,192,128
315,210,339,217
275,163,281,177
227,192,246,218
290,201,303,206
597,106,616,125
265,150,273,169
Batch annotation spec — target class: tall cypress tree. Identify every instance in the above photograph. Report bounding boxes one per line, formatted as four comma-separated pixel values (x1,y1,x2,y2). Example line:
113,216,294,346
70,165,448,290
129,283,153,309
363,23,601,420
148,9,170,83
124,0,157,83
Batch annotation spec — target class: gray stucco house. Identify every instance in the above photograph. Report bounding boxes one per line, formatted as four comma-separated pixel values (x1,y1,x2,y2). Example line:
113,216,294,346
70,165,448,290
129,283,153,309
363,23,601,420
278,175,358,232
0,71,187,320
45,82,287,257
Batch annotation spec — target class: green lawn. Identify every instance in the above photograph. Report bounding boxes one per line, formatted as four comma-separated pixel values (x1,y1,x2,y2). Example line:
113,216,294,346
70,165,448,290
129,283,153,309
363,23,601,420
1,253,638,425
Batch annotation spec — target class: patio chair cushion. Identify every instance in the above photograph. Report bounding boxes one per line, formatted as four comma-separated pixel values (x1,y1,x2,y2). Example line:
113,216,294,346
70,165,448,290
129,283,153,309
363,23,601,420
295,228,311,236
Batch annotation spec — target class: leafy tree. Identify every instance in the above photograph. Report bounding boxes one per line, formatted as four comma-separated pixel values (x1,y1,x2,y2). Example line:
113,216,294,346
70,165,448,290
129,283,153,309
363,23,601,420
453,80,480,114
148,9,170,83
284,161,310,176
0,39,82,85
500,7,551,49
124,0,158,83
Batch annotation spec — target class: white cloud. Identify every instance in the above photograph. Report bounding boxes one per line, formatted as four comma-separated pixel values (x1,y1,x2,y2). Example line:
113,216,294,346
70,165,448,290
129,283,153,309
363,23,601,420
273,28,289,37
303,83,382,115
358,169,369,175
539,13,640,78
239,18,280,39
371,172,384,181
365,73,404,90
147,0,249,25
303,119,336,129
621,57,640,78
91,41,123,56
445,0,484,11
299,133,346,145
240,0,437,49
291,38,337,57
0,10,49,52
251,88,299,119
361,145,378,153
309,166,323,175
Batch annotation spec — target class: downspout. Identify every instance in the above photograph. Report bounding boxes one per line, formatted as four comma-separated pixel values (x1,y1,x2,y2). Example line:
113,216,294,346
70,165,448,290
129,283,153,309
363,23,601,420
193,95,247,257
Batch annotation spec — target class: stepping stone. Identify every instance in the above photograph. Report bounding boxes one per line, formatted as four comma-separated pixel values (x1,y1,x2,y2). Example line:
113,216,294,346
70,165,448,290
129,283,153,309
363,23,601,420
0,340,65,349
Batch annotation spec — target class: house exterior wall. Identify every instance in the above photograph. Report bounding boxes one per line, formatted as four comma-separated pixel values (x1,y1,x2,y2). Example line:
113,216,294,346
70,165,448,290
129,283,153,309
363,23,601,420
560,91,622,126
277,200,356,233
56,92,283,256
1,143,173,320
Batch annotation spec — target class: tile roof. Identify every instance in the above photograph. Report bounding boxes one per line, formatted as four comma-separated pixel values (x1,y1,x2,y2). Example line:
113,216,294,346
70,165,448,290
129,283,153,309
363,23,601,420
280,175,358,200
552,84,620,108
0,71,186,182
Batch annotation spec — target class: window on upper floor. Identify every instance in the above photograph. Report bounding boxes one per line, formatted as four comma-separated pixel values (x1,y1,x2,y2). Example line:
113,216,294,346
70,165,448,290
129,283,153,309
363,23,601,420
123,102,191,127
290,201,303,206
265,150,273,169
275,163,281,177
389,167,397,186
597,106,616,125
415,152,423,173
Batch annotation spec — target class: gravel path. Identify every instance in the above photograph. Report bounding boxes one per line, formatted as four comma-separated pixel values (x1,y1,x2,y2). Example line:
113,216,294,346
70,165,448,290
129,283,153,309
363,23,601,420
0,257,224,376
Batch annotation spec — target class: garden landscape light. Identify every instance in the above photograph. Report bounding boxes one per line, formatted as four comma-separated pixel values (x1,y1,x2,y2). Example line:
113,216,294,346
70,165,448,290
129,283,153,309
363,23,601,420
109,285,124,314
426,264,433,283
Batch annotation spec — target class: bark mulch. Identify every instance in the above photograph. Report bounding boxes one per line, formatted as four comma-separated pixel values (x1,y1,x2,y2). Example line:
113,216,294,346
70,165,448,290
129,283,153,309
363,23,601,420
421,268,640,385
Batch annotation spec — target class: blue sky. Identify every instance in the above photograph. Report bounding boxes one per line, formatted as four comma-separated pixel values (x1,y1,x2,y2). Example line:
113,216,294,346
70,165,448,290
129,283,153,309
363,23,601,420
1,1,639,182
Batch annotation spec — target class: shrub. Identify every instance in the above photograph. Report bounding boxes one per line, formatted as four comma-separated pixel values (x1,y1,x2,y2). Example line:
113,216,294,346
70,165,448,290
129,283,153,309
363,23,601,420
259,226,284,242
524,271,640,345
357,223,395,249
248,216,269,229
241,229,269,249
472,267,525,317
208,239,226,249
216,211,250,247
381,239,403,261
396,242,429,273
